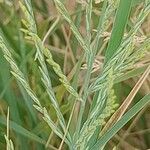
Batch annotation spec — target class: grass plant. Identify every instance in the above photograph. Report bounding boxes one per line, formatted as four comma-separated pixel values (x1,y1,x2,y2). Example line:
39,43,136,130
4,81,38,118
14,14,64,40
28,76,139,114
0,0,150,149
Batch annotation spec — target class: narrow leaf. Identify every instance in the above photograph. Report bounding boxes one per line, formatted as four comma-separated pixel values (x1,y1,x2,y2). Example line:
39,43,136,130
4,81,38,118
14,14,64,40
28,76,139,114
105,0,133,62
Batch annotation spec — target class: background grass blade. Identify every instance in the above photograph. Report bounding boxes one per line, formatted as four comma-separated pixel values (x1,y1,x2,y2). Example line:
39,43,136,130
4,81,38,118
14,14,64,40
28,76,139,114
105,0,133,63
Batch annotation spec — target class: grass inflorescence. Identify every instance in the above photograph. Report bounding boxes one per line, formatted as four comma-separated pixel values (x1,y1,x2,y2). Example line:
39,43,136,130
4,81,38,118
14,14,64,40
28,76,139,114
0,0,150,149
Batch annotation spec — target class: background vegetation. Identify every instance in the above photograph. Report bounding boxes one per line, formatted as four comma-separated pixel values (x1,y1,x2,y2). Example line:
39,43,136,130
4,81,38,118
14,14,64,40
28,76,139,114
0,0,150,149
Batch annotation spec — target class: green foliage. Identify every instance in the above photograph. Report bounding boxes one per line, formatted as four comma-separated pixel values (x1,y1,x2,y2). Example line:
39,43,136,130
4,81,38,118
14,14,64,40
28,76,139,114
105,0,133,62
0,0,150,149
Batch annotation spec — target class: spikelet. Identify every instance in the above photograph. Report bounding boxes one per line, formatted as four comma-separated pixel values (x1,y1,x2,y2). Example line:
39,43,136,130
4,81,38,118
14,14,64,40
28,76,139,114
76,69,118,149
20,1,82,102
90,1,150,93
0,35,69,143
53,0,89,53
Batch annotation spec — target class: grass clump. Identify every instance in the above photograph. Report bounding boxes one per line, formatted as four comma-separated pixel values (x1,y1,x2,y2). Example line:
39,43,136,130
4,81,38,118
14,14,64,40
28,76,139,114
0,0,150,149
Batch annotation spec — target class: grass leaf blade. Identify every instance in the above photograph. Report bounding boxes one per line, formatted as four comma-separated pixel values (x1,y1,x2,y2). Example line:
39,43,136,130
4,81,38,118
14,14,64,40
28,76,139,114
105,0,133,62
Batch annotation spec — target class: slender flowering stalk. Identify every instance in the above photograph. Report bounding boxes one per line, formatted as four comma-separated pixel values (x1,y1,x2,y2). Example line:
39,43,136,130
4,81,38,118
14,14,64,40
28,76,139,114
0,36,71,146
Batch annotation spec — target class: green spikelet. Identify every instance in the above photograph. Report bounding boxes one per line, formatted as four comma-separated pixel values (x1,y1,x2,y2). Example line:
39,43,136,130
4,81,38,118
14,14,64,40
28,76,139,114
76,69,118,149
52,0,89,53
44,47,82,101
0,35,70,144
19,1,82,101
